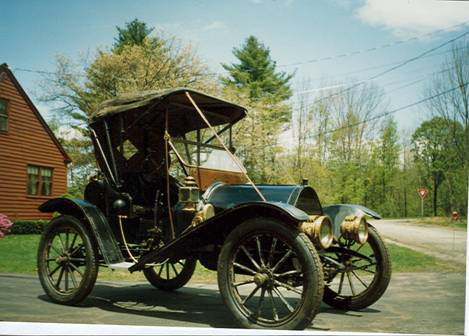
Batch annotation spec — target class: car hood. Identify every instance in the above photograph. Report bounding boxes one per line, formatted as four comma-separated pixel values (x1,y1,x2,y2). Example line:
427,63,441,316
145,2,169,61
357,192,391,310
203,183,323,215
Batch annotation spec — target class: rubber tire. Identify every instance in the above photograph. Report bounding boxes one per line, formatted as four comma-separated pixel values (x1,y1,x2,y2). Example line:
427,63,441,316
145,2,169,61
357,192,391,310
217,217,324,330
37,215,98,305
143,258,197,291
323,225,391,310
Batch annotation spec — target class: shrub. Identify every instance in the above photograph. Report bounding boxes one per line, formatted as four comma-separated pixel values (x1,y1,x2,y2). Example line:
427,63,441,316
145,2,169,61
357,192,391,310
10,220,48,234
0,214,14,237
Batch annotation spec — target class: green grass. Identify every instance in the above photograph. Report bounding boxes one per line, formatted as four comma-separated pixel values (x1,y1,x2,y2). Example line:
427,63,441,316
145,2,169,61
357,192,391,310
0,234,461,283
0,234,217,282
386,243,459,273
413,216,467,229
0,234,40,274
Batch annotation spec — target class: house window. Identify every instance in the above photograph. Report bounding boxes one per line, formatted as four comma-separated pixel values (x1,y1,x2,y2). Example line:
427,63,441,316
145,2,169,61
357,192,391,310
0,99,7,131
27,165,53,196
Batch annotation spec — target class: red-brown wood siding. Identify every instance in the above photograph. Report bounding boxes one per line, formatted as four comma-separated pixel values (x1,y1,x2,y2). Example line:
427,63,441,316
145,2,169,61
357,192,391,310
0,74,68,220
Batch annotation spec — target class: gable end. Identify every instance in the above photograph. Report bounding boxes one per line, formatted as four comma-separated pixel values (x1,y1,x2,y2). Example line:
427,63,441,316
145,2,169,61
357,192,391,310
0,64,71,164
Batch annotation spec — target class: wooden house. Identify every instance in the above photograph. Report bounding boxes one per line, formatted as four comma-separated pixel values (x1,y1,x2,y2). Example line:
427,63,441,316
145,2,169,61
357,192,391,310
0,63,71,220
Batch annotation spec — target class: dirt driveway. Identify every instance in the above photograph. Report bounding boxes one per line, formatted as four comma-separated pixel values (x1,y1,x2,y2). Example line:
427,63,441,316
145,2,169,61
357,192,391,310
369,218,467,265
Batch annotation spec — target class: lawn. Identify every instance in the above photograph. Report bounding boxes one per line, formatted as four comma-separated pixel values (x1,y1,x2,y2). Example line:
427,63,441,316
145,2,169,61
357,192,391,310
0,233,461,283
407,217,467,229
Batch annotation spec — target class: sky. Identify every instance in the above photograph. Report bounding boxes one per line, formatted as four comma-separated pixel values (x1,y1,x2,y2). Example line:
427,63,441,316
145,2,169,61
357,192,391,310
1,0,469,143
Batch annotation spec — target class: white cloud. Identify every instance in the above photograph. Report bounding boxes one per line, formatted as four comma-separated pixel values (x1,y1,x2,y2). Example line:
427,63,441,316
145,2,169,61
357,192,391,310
356,0,469,37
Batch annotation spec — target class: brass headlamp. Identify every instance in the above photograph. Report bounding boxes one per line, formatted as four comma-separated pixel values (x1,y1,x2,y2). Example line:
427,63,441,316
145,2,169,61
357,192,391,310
340,215,368,244
299,215,333,249
191,203,215,227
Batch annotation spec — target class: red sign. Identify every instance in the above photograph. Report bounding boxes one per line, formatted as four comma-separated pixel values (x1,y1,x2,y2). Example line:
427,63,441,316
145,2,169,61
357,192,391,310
452,211,460,221
417,188,429,199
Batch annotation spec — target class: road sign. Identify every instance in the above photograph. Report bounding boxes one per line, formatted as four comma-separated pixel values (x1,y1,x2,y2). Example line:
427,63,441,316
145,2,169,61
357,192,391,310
452,211,460,221
417,188,429,199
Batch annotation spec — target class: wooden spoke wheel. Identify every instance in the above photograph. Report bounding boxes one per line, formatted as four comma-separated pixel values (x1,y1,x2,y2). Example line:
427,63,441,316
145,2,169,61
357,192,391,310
37,215,98,305
217,217,324,330
322,225,391,310
143,258,196,291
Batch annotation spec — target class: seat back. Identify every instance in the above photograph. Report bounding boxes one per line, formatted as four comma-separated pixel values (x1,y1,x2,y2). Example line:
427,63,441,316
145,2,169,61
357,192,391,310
190,167,247,191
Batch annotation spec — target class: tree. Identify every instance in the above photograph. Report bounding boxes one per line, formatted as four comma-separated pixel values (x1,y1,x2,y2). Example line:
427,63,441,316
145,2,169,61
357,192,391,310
114,18,155,51
411,117,464,216
366,117,400,216
41,20,215,191
220,36,294,182
324,81,386,204
425,39,469,167
43,37,211,125
222,36,293,106
221,88,288,183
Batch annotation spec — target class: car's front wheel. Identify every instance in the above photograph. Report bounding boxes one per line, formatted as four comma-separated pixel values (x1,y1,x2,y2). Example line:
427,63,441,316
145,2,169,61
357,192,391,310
217,217,324,330
322,225,391,310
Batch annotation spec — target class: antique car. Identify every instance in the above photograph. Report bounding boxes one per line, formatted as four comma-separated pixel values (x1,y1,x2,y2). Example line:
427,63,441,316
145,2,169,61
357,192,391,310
36,88,391,330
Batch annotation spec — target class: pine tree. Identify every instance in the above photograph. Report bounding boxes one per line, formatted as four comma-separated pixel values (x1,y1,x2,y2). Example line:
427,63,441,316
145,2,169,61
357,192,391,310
113,18,155,51
222,36,293,104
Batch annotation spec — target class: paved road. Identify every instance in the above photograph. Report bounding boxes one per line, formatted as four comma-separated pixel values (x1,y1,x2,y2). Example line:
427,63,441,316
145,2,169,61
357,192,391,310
0,273,465,334
369,219,467,265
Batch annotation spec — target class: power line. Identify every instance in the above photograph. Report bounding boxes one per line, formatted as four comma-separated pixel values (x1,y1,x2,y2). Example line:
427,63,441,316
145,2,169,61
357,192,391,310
12,24,468,80
295,62,458,95
14,43,467,81
303,44,469,83
312,81,468,139
299,30,468,107
277,23,469,69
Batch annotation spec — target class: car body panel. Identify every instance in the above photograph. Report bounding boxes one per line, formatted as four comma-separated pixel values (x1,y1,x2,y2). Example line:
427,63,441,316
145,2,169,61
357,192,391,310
39,198,125,265
323,204,381,238
204,183,323,216
129,200,309,272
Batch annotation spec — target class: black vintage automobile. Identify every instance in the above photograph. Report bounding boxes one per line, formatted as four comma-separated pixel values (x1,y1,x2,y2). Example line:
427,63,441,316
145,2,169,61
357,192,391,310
37,88,391,330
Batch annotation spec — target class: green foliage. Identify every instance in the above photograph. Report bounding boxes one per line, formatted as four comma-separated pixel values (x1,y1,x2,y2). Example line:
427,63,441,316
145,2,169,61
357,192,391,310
220,36,294,182
366,118,401,216
222,36,293,106
42,19,216,194
10,220,48,234
412,116,465,216
114,18,155,51
221,88,288,182
305,81,386,205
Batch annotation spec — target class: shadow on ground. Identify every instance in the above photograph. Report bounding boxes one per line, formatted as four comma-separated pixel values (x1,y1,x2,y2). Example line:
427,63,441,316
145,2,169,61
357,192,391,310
37,282,370,330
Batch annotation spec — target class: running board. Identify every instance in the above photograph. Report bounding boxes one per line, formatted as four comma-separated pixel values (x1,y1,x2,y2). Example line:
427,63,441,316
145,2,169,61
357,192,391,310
108,262,135,270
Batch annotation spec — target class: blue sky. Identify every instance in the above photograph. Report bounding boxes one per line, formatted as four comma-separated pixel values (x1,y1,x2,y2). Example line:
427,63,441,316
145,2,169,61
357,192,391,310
1,0,468,139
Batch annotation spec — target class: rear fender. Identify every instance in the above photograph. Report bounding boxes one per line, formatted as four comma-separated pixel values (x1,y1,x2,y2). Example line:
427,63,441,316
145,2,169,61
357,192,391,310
322,204,381,238
39,198,124,265
129,201,308,272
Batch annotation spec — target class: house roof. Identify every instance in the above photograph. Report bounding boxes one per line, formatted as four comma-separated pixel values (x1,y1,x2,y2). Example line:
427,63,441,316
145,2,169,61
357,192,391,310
0,63,71,164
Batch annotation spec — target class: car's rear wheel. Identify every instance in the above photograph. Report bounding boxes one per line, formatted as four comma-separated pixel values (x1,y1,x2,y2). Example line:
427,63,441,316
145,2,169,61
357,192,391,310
37,215,98,305
322,225,391,310
218,217,324,330
143,258,196,291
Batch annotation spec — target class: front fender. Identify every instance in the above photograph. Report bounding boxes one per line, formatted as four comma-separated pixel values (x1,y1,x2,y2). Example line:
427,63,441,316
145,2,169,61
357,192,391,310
129,201,308,272
39,198,124,265
322,204,381,238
